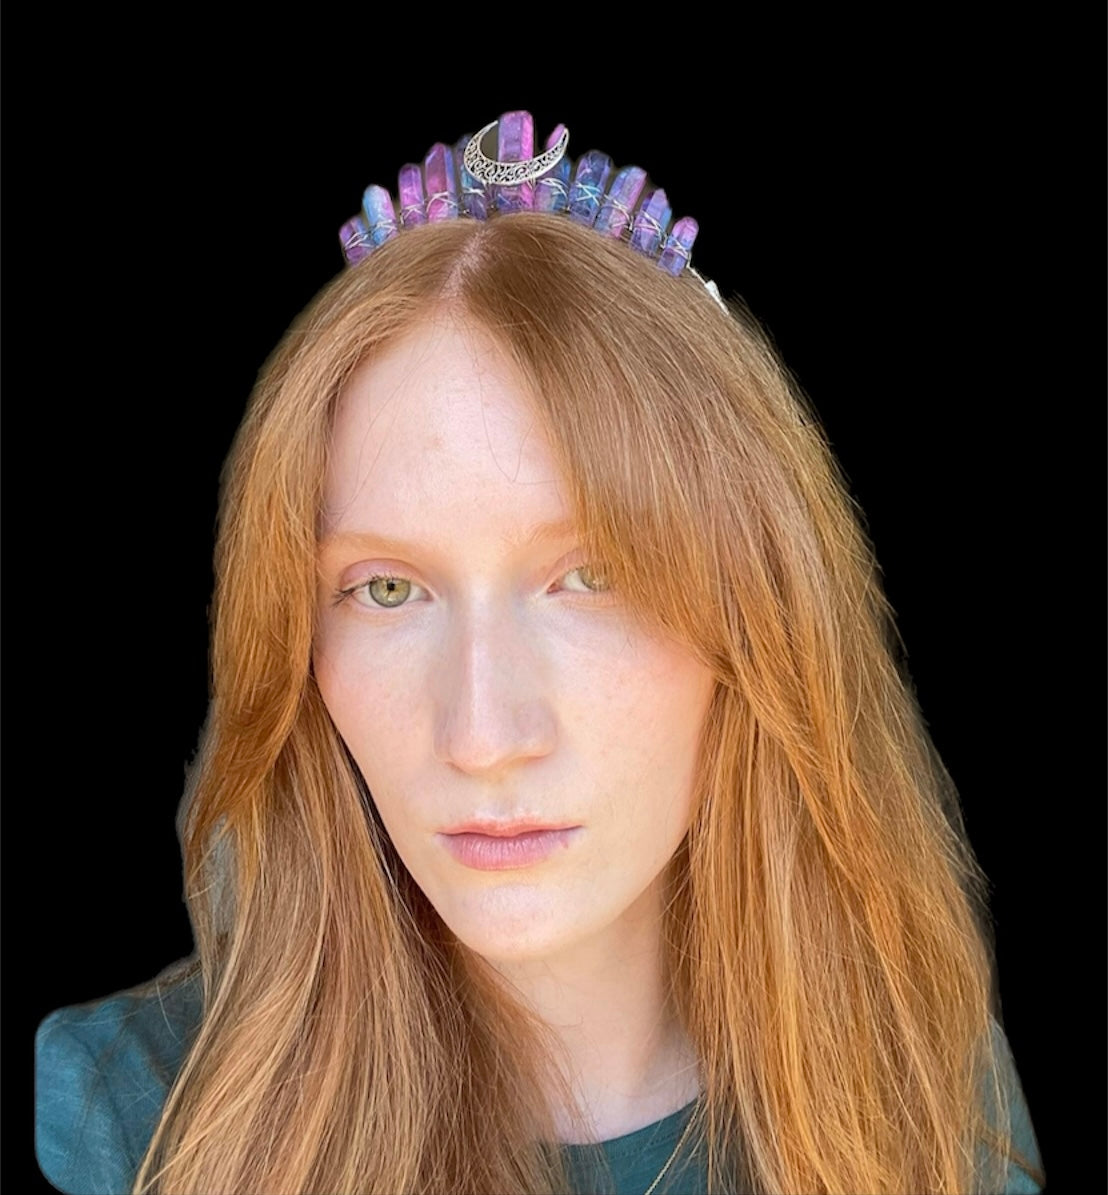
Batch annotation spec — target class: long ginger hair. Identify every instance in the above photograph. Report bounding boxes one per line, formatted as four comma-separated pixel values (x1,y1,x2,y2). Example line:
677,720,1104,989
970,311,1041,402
131,213,1042,1193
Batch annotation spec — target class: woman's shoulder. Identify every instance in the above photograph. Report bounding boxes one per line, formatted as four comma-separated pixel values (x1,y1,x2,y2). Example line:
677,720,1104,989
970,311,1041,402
35,957,204,1195
986,1014,1046,1194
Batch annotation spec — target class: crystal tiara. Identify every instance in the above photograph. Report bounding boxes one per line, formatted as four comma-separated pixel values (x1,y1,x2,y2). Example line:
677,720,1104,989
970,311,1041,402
338,109,725,309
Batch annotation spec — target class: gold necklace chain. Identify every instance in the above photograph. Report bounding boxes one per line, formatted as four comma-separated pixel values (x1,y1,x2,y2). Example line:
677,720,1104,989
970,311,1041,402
641,1098,700,1195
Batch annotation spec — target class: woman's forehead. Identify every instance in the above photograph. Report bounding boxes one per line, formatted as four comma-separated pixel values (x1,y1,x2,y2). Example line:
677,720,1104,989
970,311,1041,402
323,317,570,537
342,311,510,394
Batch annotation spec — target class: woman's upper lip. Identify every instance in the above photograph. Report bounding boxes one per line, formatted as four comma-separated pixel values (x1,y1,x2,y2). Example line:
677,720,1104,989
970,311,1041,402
440,821,580,837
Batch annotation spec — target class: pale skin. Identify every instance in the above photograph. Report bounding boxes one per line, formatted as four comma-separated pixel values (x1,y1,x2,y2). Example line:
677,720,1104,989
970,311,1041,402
312,311,712,1143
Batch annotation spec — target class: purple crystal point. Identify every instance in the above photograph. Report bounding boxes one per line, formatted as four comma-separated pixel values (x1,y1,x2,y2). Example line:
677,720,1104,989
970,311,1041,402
494,109,536,213
629,187,673,258
657,215,699,276
455,133,488,220
535,123,571,213
568,151,613,228
339,214,373,265
424,143,459,222
595,165,648,238
398,163,427,228
362,184,399,247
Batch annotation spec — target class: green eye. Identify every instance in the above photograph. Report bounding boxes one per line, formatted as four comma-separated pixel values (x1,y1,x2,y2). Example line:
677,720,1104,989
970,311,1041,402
333,573,423,610
365,575,411,607
564,565,611,593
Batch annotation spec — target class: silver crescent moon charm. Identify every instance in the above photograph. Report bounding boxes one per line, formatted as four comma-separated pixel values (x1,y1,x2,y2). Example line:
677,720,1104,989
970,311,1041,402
463,120,571,187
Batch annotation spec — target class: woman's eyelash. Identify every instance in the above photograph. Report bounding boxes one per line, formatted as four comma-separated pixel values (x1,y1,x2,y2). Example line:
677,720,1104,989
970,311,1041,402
330,565,611,610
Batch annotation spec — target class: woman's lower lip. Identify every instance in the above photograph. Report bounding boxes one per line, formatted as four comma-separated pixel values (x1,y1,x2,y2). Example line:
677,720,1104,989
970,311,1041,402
437,828,581,870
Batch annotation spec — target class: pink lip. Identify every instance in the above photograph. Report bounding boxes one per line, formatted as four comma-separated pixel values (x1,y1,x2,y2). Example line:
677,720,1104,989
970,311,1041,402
437,826,581,871
441,820,579,838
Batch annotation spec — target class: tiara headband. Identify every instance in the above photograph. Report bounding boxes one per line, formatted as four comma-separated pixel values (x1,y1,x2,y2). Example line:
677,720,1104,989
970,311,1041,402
338,109,726,311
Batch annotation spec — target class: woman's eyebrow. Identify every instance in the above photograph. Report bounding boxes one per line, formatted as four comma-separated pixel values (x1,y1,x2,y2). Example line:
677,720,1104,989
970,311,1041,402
319,517,579,556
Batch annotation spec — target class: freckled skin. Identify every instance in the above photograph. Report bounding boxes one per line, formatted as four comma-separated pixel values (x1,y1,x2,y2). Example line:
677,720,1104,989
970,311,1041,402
312,312,715,968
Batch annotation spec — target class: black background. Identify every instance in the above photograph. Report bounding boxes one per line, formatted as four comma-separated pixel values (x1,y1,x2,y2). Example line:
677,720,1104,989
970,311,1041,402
10,15,1101,1194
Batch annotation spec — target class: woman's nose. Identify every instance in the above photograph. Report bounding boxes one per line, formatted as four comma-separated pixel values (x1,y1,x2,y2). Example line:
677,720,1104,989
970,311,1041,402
432,605,556,776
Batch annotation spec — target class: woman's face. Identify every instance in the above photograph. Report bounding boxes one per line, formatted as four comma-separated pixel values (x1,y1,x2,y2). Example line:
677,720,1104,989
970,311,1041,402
313,313,715,965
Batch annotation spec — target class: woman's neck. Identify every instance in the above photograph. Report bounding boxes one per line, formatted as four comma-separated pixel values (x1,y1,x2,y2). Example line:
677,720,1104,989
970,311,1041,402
486,879,701,1144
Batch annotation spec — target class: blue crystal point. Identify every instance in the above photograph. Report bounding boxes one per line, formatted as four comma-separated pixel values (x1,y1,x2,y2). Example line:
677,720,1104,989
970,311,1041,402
455,133,489,220
362,184,399,247
568,151,613,228
595,166,648,238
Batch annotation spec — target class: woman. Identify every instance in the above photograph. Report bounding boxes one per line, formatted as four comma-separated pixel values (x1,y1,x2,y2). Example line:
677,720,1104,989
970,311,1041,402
35,112,1045,1194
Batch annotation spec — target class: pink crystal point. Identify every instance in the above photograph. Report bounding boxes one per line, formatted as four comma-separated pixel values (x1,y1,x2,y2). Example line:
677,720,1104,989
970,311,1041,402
658,215,699,276
629,187,673,257
595,165,648,238
424,143,459,222
398,163,427,228
339,214,373,264
535,123,572,214
495,109,535,213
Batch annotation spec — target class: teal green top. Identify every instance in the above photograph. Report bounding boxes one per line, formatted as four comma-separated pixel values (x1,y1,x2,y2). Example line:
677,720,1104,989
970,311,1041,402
36,965,1044,1195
